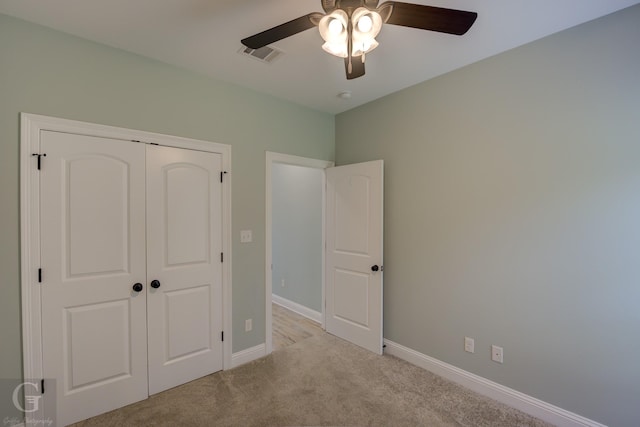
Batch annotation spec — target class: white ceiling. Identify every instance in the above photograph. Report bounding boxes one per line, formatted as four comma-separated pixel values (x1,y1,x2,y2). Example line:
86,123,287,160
1,0,638,114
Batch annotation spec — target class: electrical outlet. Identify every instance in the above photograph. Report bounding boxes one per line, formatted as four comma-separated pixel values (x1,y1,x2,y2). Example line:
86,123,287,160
464,337,475,353
492,345,504,363
281,279,285,288
245,318,252,332
240,230,252,243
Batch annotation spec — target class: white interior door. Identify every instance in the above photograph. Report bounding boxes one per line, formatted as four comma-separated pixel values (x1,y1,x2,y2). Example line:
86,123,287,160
146,145,224,395
325,160,384,354
40,131,148,426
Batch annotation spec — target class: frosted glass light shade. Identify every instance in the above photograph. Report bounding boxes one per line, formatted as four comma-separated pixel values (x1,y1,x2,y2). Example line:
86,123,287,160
319,10,349,57
351,7,382,57
322,41,349,57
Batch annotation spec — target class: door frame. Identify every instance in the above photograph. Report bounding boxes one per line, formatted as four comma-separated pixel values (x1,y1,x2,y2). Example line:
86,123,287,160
20,113,233,405
264,152,333,354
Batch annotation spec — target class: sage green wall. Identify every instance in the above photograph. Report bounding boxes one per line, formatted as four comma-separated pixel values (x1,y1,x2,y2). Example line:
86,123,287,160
271,164,323,312
0,13,334,388
336,5,640,427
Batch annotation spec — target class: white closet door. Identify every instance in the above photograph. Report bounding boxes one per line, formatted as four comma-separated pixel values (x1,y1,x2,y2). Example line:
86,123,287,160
146,145,224,395
40,131,148,426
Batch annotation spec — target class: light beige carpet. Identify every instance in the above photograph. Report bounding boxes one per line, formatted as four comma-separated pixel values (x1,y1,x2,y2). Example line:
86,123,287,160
74,333,553,427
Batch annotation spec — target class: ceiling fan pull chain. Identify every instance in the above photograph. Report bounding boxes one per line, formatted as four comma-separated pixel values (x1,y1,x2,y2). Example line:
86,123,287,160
347,21,353,74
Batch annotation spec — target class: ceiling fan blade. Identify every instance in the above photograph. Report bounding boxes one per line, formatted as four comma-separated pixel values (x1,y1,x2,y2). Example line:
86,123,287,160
241,13,324,49
345,56,365,80
382,2,477,35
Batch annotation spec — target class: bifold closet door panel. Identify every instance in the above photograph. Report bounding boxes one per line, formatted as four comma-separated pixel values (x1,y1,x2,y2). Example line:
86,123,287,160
40,131,148,426
145,144,224,395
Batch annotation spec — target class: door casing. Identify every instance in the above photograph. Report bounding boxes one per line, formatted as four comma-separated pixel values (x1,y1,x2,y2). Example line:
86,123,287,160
20,113,232,423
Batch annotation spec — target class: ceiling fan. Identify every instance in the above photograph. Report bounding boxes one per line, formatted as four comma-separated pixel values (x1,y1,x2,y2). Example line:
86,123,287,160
241,0,478,80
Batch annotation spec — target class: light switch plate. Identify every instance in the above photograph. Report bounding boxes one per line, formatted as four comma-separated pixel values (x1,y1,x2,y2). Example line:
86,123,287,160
464,337,475,353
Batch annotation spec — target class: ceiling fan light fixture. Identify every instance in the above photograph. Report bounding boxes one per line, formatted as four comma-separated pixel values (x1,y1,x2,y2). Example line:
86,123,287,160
322,41,348,57
319,7,382,59
351,7,382,56
353,8,382,37
241,1,478,79
319,10,349,57
319,11,347,40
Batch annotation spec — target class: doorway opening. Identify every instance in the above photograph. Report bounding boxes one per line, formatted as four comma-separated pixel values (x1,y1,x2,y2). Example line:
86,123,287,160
265,152,333,354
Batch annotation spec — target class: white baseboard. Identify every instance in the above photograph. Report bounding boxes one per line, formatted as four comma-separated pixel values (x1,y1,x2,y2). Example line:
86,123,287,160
383,339,606,427
231,343,266,368
271,294,322,324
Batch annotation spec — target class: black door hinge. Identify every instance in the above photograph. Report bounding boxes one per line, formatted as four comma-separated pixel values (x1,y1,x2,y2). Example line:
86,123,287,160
221,331,224,342
41,379,45,394
32,153,47,170
220,171,227,183
38,268,42,283
221,252,224,263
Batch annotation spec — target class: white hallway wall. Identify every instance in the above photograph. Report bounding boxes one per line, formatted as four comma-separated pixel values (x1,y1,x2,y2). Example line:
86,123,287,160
271,163,324,313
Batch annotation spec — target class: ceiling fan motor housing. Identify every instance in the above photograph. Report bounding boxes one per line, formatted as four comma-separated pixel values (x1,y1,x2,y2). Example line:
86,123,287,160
326,0,380,14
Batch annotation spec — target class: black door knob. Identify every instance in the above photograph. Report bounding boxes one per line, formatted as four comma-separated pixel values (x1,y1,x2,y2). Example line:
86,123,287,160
150,280,161,289
132,283,143,292
371,265,379,272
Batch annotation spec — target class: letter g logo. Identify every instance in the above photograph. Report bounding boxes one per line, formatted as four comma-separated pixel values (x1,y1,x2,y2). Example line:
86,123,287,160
12,382,42,413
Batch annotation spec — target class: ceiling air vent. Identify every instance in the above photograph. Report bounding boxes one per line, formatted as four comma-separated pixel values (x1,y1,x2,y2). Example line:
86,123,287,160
238,45,283,64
